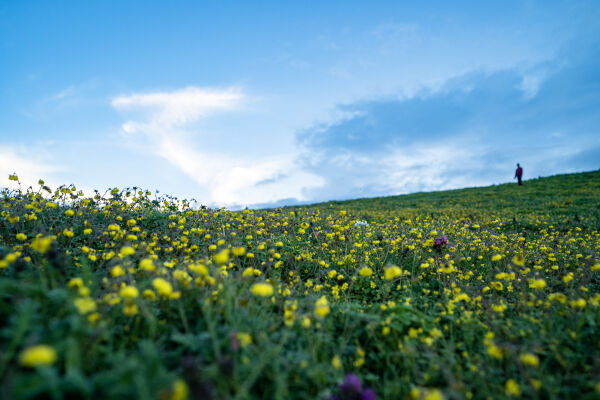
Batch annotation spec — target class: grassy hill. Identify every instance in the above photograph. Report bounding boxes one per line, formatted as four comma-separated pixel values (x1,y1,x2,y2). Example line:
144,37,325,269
0,170,599,399
298,169,600,225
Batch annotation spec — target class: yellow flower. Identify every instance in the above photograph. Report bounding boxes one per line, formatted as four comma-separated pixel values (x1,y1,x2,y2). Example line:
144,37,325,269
213,249,230,264
314,295,330,318
153,278,173,297
119,285,139,299
570,298,586,308
505,379,521,396
423,389,444,400
332,355,342,370
250,282,274,297
528,279,546,290
166,379,189,400
64,209,75,217
237,332,253,348
19,345,57,367
384,265,402,280
31,236,53,253
68,277,84,288
189,263,208,276
549,292,567,303
232,247,246,256
491,254,502,261
173,270,192,285
119,246,135,257
74,297,97,314
520,353,539,367
142,289,156,300
301,316,311,328
359,266,373,277
139,258,155,271
512,255,525,267
491,303,507,312
123,302,139,316
16,233,27,241
88,312,101,324
409,388,421,399
83,228,92,235
454,293,470,302
111,265,125,277
487,344,503,359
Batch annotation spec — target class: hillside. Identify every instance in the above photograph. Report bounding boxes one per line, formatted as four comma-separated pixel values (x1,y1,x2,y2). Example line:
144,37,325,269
0,170,599,399
297,170,600,226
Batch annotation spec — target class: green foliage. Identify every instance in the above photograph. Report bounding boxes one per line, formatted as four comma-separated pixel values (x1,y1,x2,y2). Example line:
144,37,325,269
0,171,599,399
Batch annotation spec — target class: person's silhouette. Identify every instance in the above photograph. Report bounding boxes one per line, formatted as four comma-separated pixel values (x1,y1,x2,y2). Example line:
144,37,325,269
514,163,523,185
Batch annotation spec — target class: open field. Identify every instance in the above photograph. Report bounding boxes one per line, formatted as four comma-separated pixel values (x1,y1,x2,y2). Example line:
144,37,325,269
1,170,599,399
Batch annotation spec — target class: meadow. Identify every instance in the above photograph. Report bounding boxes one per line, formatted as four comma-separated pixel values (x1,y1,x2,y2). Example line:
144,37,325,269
0,170,599,399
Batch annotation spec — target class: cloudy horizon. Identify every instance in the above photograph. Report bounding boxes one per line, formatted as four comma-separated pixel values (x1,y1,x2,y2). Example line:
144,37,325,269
1,1,599,208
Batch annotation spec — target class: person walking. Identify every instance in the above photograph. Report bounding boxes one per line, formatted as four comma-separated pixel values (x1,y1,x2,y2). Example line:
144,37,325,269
514,163,523,185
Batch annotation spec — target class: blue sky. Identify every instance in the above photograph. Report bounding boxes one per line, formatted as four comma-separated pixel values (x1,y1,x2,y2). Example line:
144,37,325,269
1,1,599,207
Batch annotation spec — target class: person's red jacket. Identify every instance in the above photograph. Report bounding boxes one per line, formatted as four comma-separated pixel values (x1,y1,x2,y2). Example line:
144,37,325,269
515,167,523,178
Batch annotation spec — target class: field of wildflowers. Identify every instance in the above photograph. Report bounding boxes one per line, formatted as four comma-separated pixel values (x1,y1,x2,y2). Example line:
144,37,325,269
0,170,599,399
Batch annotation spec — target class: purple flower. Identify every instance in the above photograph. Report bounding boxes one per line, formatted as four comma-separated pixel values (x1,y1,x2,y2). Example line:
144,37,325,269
362,389,376,400
340,374,362,394
331,373,376,400
434,235,448,249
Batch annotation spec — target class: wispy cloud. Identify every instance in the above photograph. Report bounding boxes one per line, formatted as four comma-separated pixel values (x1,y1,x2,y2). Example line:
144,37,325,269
112,86,324,207
49,86,77,101
112,86,245,134
43,80,100,108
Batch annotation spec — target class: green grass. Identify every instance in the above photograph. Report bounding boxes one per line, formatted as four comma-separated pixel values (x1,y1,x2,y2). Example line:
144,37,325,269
0,169,599,400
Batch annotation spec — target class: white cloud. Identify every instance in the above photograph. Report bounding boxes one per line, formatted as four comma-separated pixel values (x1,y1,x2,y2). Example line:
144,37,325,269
112,86,324,207
382,142,487,192
299,136,506,203
112,86,245,134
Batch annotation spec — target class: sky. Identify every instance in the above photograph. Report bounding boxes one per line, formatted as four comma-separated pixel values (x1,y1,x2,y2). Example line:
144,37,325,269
1,0,599,208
